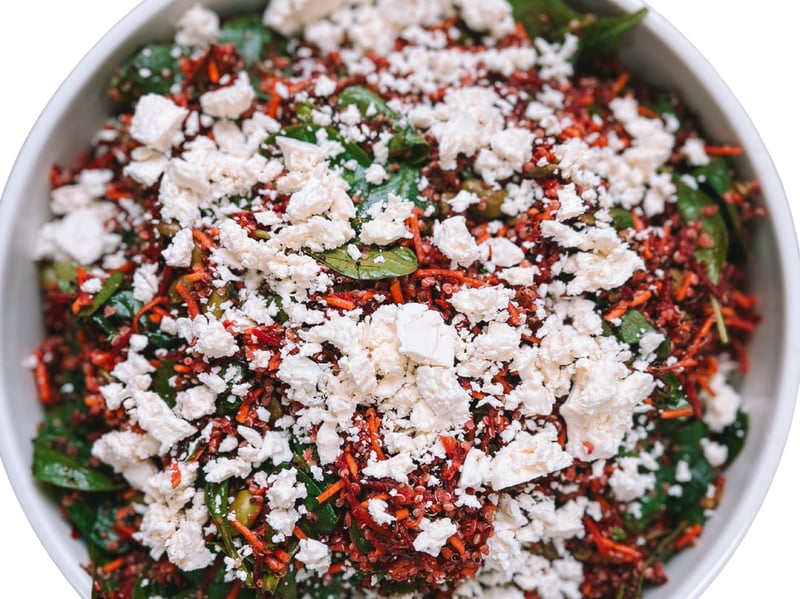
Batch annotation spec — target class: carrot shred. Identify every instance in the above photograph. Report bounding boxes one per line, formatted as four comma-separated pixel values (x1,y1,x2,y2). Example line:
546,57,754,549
408,213,425,263
317,480,345,504
612,72,630,96
100,557,126,574
230,519,266,553
344,452,359,478
323,295,356,311
175,279,201,319
660,407,695,420
132,296,167,334
389,279,405,304
705,144,743,156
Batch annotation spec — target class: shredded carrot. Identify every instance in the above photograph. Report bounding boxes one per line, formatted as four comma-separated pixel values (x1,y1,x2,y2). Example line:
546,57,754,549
169,462,182,489
395,508,410,521
389,279,405,304
674,272,696,302
192,228,216,249
293,526,308,540
33,350,54,406
629,289,652,308
323,295,356,311
175,279,200,318
100,557,126,574
448,535,467,558
675,523,703,549
173,363,192,374
705,144,743,156
637,105,660,119
230,519,266,553
327,562,346,575
612,72,630,96
408,213,425,263
317,480,345,504
439,435,458,454
367,410,386,460
274,548,292,563
507,301,521,326
660,407,695,420
344,452,359,478
605,303,628,321
413,269,485,288
132,296,167,334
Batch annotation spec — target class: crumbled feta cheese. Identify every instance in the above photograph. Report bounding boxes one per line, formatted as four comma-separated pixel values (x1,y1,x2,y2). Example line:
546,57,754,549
130,94,188,153
200,73,256,119
396,303,455,367
413,517,457,557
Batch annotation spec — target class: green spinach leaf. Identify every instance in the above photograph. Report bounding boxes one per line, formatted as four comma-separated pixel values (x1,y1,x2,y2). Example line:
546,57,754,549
33,444,124,491
218,15,274,64
676,181,729,285
108,44,190,103
311,245,418,281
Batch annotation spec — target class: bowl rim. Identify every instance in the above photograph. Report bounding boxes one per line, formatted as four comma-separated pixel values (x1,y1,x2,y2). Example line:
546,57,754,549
1,0,799,597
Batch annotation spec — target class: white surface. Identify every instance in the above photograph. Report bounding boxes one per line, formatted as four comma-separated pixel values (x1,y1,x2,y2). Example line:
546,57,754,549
0,1,796,597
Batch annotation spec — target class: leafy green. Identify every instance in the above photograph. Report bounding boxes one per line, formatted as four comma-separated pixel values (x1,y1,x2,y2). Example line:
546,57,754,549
311,245,418,281
610,207,634,231
693,157,748,258
108,44,190,103
357,162,422,218
79,271,125,317
89,504,131,554
619,310,656,345
33,444,124,491
153,360,177,406
41,260,78,293
218,15,274,64
676,181,729,285
653,372,688,410
508,0,646,66
338,85,430,163
295,469,339,535
716,410,749,466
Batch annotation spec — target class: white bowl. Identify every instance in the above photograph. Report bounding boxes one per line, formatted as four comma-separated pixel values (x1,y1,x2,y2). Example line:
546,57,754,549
1,1,798,597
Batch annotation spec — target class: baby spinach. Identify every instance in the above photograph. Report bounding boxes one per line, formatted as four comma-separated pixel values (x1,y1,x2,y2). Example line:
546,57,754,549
618,310,656,345
676,181,729,285
338,85,430,164
356,162,423,219
79,271,125,317
218,15,275,65
509,0,646,67
295,469,339,535
33,444,124,492
311,245,418,281
108,44,191,103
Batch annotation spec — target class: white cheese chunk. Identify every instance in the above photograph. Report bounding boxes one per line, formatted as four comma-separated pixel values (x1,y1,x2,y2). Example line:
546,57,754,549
130,94,188,153
396,303,455,367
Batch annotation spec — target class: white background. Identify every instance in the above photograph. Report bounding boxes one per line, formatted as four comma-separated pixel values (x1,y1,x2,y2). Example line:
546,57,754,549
0,1,796,597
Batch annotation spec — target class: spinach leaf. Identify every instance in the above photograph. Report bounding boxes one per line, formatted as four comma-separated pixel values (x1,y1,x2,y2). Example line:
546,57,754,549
610,207,634,231
40,260,78,293
357,162,422,218
338,85,430,163
715,410,748,466
311,245,418,281
295,469,339,535
619,310,656,345
509,0,646,66
653,372,688,411
79,271,125,317
694,157,748,258
676,181,729,285
108,44,191,103
153,360,177,407
33,444,124,491
89,504,131,554
218,15,274,64
665,420,715,525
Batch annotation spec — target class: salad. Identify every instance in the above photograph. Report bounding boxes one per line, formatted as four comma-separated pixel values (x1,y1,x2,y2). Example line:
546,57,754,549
30,1,761,598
